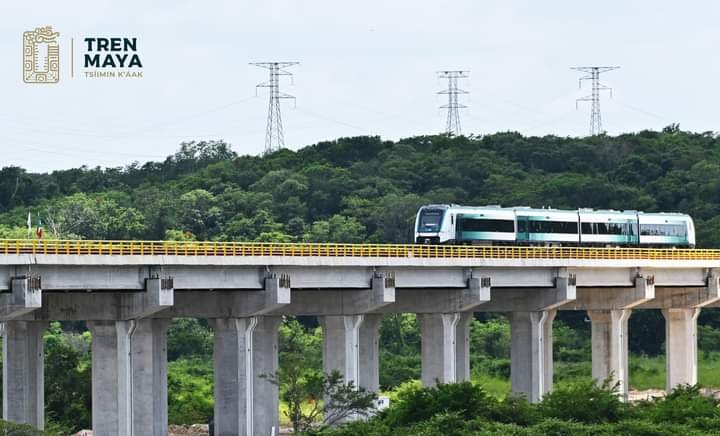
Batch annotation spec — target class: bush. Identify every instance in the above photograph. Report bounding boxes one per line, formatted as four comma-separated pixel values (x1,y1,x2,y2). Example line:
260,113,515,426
538,379,625,424
379,352,421,389
529,418,598,436
167,358,214,425
607,419,708,436
476,358,511,379
488,395,539,426
167,318,213,361
305,419,392,436
384,382,495,427
644,384,719,424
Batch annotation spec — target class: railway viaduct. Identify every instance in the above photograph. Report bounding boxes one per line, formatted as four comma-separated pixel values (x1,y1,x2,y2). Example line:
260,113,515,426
0,240,719,435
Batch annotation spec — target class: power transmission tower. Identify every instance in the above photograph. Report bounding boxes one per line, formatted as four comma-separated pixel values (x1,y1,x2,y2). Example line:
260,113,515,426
250,62,299,154
571,66,620,135
437,70,469,136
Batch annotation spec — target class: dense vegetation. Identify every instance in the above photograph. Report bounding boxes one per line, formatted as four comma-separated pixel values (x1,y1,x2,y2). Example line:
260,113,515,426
3,127,720,246
2,129,720,431
313,382,720,435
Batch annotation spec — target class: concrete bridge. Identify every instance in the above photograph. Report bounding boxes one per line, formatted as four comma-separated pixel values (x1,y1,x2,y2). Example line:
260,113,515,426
1,240,720,435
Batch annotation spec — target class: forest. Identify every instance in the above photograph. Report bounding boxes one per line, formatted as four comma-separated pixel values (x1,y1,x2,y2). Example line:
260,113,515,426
2,128,720,433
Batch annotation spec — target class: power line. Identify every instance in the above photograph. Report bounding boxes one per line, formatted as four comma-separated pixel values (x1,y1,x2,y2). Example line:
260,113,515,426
437,70,469,136
571,66,620,135
250,62,299,154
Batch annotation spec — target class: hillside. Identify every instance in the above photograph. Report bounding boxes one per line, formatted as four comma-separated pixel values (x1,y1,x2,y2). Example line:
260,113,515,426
1,127,720,247
9,128,720,433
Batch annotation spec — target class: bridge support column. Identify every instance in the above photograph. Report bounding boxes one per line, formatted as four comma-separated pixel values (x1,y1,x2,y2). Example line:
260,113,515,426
2,320,47,429
419,312,473,386
663,308,700,391
130,318,170,436
509,310,556,403
321,314,382,391
88,320,132,436
588,309,631,399
211,316,280,436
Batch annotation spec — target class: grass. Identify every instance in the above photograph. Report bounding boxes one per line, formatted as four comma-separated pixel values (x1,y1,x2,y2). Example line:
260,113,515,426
467,354,720,396
473,373,511,397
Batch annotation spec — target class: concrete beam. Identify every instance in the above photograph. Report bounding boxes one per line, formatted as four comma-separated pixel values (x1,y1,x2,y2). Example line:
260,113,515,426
124,277,174,319
565,274,654,311
480,271,575,312
0,277,42,320
369,273,396,312
3,320,48,429
510,310,555,403
651,271,720,309
211,316,280,436
254,275,291,315
419,312,473,386
663,308,700,391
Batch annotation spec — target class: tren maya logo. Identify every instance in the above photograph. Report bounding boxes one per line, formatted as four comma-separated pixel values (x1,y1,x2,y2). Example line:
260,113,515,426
22,25,144,84
23,26,60,84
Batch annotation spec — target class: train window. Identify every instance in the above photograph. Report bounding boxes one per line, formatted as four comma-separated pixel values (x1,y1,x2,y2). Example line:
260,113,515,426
581,222,636,235
459,218,514,233
640,223,687,237
418,210,443,232
528,220,578,234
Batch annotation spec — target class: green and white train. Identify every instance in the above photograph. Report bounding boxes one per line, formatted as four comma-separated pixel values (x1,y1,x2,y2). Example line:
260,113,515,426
414,205,696,248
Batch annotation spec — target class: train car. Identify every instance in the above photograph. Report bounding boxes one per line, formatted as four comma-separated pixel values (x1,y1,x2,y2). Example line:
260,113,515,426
578,209,639,246
415,204,452,244
454,207,516,245
515,207,579,245
638,212,695,247
414,204,516,244
414,204,696,248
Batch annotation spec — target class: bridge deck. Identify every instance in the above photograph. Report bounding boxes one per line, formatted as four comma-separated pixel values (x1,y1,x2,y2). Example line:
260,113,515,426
0,239,718,260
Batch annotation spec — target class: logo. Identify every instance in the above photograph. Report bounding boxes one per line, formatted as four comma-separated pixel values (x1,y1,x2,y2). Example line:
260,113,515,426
23,26,60,84
22,27,145,84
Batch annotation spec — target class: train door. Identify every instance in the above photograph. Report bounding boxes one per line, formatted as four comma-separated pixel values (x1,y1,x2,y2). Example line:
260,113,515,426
516,216,529,243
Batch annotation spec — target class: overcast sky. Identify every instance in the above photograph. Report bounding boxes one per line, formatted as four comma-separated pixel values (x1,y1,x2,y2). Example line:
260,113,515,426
1,0,718,172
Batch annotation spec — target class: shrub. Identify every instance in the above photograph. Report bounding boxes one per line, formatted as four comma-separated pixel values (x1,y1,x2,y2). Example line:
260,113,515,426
538,379,625,424
384,382,495,427
647,384,719,424
607,419,707,436
476,358,511,379
529,418,598,436
489,395,540,426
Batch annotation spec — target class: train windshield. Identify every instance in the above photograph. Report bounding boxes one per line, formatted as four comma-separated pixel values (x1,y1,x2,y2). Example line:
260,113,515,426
418,209,444,232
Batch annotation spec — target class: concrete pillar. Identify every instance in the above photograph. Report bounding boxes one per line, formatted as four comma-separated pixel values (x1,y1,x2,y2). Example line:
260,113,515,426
211,316,280,436
88,321,133,436
663,308,700,391
509,310,556,403
419,312,473,386
321,314,382,391
588,309,631,399
130,318,170,436
252,317,281,435
357,315,382,392
2,321,47,429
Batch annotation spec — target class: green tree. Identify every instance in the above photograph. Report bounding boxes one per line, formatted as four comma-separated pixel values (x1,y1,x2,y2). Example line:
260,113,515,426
303,215,366,243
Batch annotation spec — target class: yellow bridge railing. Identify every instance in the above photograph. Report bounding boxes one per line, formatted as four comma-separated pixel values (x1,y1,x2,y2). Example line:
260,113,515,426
0,239,718,260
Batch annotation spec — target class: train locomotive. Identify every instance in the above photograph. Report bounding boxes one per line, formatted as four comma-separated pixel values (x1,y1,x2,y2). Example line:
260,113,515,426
414,204,695,248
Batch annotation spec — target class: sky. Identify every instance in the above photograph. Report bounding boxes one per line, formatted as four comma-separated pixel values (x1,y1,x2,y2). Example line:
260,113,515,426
1,0,719,172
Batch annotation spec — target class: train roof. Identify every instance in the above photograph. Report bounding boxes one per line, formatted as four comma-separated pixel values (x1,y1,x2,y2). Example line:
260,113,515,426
419,204,692,218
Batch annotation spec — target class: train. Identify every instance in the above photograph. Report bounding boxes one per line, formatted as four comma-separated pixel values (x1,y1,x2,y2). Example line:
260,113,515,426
414,204,696,248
